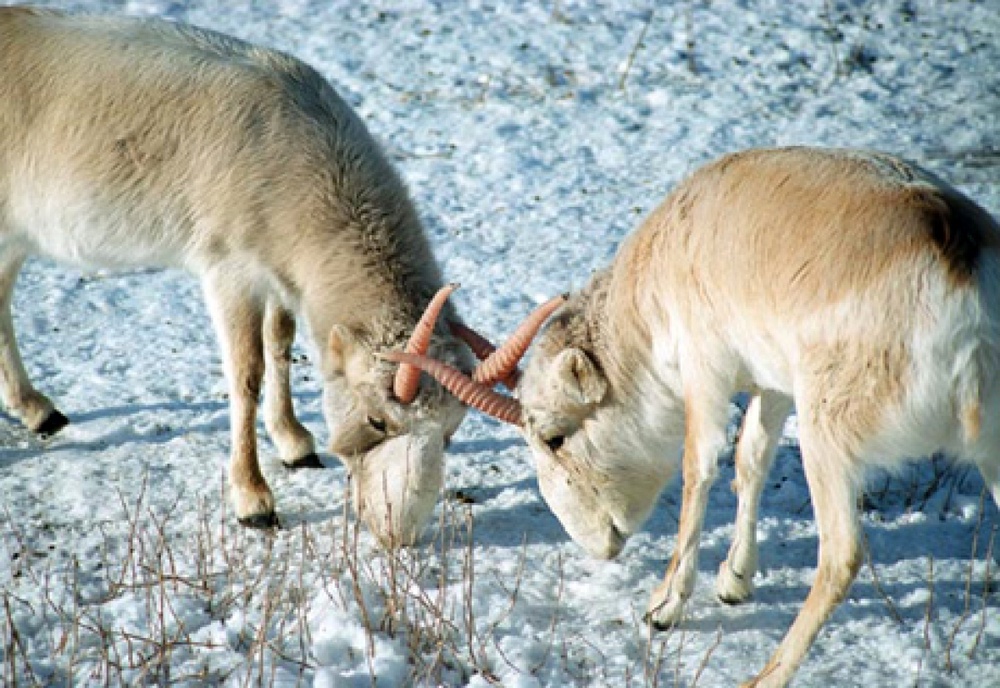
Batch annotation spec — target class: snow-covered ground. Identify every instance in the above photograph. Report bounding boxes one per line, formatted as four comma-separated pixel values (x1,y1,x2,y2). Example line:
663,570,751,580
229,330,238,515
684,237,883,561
1,1,998,685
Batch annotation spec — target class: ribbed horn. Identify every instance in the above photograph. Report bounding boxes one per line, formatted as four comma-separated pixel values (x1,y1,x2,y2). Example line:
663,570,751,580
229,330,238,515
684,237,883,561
447,321,520,390
394,283,458,403
472,294,567,385
382,351,522,426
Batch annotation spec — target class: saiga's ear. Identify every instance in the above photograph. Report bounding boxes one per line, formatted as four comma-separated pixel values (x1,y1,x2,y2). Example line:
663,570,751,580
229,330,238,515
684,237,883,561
328,324,358,375
552,348,607,407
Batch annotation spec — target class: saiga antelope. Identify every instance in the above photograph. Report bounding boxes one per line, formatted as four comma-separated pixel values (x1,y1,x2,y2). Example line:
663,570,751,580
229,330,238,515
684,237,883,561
392,147,1000,685
0,7,488,545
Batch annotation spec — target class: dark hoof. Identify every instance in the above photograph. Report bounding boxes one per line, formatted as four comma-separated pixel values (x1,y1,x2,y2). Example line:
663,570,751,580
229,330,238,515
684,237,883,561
284,453,325,469
643,612,679,633
35,410,69,438
718,593,748,606
238,511,280,529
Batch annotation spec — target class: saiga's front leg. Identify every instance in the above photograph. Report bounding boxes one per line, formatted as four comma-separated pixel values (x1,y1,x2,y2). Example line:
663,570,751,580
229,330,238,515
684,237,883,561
203,269,276,528
717,391,792,604
262,299,320,468
646,369,732,628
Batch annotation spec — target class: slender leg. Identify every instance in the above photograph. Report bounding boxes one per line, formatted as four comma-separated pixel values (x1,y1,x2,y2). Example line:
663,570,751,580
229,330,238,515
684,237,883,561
717,391,793,604
646,373,733,629
0,253,66,435
202,271,276,528
743,415,862,688
980,461,1000,515
262,299,319,468
968,410,1000,510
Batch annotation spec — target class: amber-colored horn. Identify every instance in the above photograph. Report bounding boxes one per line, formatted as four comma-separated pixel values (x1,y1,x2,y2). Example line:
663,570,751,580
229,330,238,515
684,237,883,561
394,283,458,403
473,294,567,385
448,321,520,390
448,321,496,360
382,351,522,426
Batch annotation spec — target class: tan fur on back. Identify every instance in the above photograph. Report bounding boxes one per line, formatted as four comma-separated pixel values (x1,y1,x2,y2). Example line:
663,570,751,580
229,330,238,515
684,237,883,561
0,9,450,347
604,147,997,452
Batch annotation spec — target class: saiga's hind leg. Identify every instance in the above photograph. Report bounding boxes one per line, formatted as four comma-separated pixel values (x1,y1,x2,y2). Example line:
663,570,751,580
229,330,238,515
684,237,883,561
743,403,863,687
963,406,1000,519
0,253,67,436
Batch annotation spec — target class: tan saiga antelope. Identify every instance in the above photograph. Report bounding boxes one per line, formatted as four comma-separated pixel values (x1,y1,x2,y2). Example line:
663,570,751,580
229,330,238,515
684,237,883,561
0,7,482,545
390,147,1000,685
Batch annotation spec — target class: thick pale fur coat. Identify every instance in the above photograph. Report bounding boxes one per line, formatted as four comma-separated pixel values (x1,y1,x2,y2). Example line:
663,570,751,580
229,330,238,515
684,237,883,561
517,147,1000,687
0,7,471,543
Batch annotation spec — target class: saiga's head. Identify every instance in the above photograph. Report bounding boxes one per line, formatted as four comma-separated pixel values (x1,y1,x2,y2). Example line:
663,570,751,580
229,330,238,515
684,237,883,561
323,285,468,547
392,288,674,559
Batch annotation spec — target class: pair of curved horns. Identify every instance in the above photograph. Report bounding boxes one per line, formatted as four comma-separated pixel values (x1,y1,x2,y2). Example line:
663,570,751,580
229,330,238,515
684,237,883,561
384,351,524,425
387,291,567,425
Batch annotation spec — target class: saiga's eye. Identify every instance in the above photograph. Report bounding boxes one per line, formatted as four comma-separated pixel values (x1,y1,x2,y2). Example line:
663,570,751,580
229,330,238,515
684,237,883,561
544,435,565,452
367,416,387,433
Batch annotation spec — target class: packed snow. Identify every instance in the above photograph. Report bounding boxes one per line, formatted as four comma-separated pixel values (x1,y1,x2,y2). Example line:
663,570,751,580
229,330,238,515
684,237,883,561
1,1,998,686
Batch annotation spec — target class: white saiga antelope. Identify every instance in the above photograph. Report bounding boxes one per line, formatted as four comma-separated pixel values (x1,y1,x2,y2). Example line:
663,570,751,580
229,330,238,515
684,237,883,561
395,147,1000,685
0,7,488,544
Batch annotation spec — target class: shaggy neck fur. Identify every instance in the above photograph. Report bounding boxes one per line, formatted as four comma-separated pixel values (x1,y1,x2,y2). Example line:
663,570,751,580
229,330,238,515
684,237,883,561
568,268,686,474
265,96,468,375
